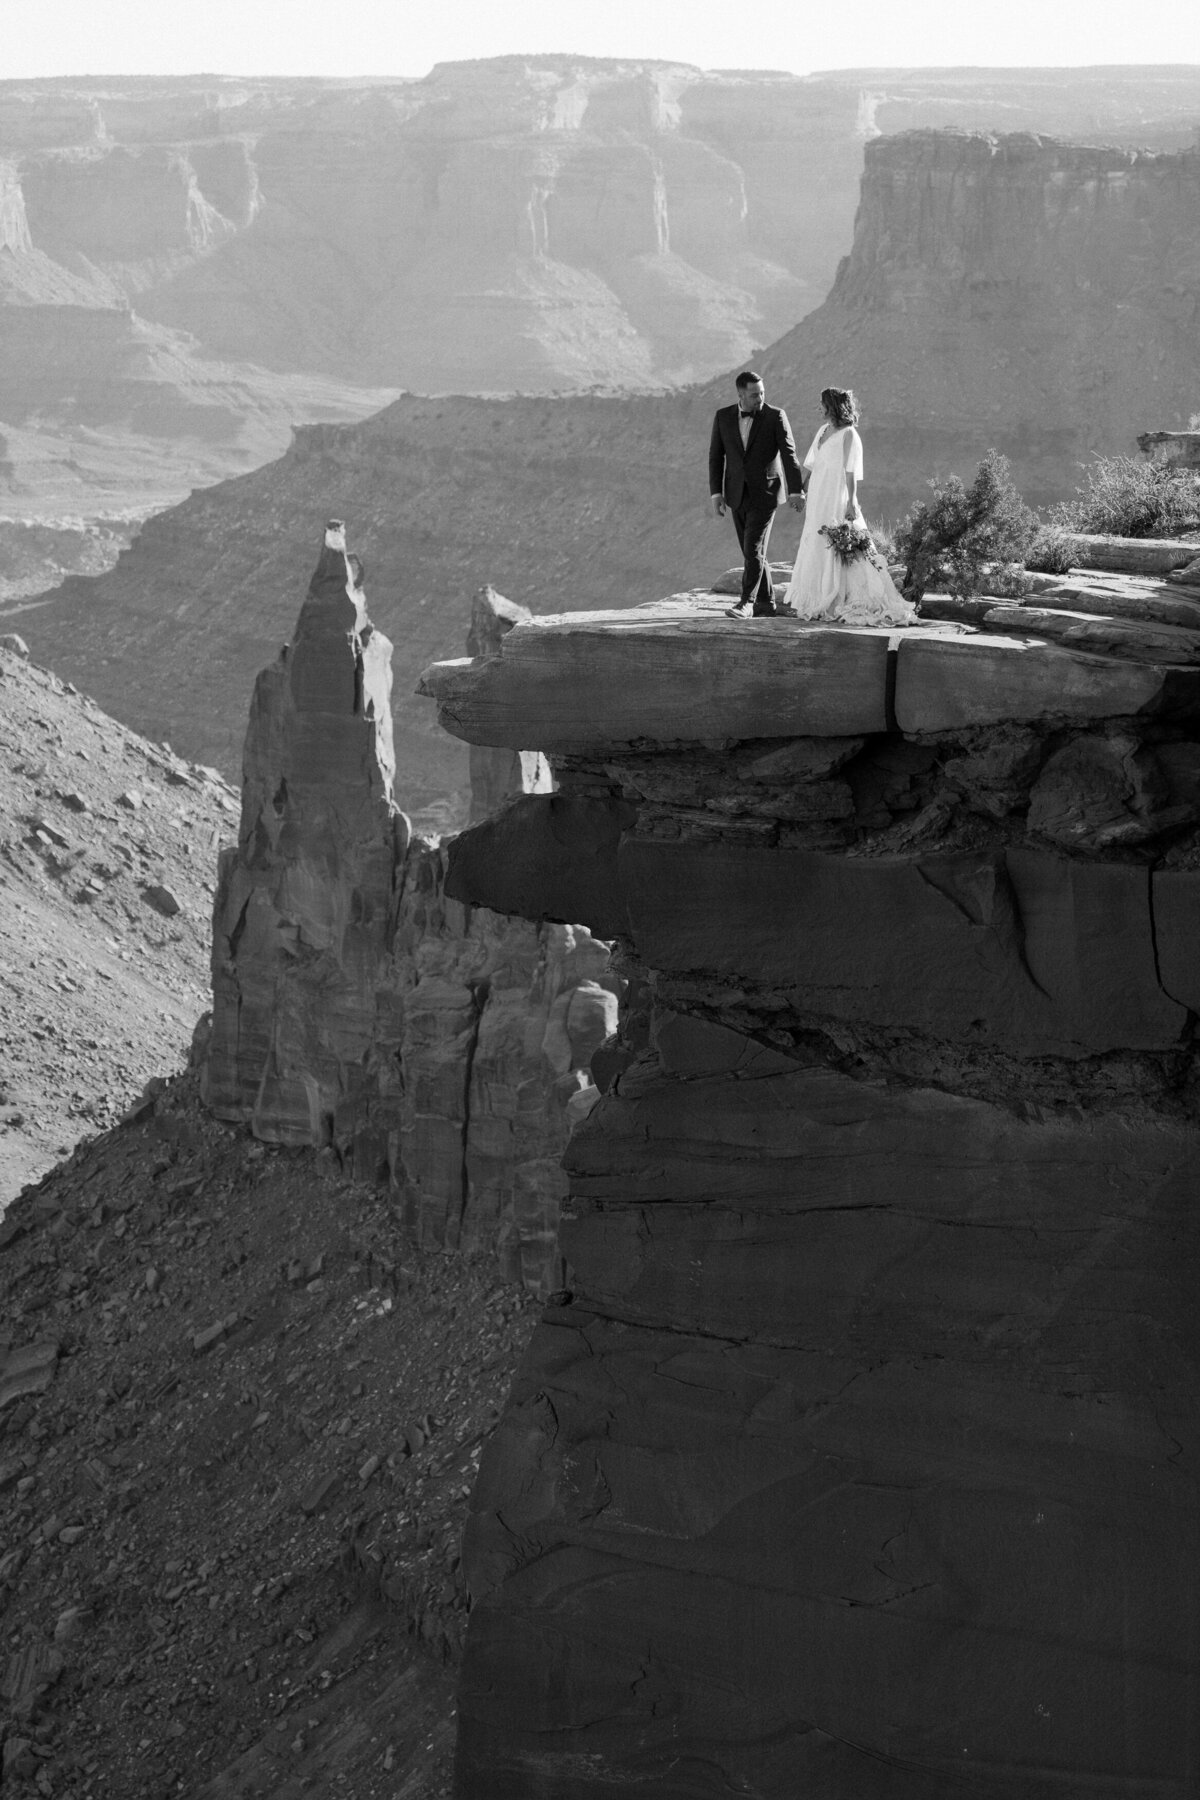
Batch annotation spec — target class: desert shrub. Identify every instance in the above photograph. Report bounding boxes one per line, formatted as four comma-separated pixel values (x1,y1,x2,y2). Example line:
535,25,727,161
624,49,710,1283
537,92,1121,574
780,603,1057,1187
867,519,897,562
986,561,1034,599
894,450,1036,600
1025,522,1075,574
1053,456,1200,539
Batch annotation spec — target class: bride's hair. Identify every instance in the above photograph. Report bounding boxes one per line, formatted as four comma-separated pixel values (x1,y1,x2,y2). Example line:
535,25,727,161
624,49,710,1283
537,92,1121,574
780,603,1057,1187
820,386,859,427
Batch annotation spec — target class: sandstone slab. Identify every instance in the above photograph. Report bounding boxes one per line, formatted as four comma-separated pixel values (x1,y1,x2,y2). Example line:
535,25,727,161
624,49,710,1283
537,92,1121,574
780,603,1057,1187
1021,578,1200,631
894,630,1200,731
1064,532,1200,575
420,609,892,749
987,606,1200,665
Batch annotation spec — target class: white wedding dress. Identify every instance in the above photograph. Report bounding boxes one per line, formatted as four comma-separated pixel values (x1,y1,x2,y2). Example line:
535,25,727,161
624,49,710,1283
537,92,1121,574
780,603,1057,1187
784,424,915,626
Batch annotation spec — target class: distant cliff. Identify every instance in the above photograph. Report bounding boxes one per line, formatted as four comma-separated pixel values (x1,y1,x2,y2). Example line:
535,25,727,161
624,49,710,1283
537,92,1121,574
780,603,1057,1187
756,129,1200,506
20,125,1200,806
3,61,1200,539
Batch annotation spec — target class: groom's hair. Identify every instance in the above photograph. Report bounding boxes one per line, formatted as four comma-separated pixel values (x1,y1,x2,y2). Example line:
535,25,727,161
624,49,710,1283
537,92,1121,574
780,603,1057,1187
735,370,763,391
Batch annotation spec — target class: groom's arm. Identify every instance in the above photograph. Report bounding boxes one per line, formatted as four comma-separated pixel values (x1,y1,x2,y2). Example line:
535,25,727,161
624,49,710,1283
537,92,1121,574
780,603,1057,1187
708,412,726,513
774,408,806,496
775,408,807,510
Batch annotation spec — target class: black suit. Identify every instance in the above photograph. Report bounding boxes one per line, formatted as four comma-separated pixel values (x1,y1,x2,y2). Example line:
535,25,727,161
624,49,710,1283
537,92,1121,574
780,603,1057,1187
708,402,806,612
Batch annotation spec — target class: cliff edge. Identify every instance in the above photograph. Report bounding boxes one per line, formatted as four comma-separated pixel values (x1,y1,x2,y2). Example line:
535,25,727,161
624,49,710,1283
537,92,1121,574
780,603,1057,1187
424,595,1200,1795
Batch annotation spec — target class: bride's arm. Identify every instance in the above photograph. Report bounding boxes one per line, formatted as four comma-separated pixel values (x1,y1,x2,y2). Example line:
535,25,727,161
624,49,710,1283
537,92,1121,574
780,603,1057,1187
843,428,864,518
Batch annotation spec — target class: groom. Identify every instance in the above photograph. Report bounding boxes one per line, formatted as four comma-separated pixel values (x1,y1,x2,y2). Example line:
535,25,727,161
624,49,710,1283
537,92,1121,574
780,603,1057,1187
709,370,806,616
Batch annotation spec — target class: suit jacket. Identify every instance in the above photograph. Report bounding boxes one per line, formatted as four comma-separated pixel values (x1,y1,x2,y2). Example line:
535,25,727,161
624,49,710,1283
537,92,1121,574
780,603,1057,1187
709,402,806,510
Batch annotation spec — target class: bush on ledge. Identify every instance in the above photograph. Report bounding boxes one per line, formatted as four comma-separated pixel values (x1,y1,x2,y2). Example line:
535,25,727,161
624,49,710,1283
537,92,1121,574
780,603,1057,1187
1052,455,1200,539
895,450,1035,600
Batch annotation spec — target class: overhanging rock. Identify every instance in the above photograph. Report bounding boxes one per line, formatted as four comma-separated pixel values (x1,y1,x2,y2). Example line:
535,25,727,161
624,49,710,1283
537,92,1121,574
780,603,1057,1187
422,595,1200,1798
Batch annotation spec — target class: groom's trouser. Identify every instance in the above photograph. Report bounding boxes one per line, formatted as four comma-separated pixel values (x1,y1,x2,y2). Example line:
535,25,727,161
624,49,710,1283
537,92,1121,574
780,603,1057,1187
733,494,777,613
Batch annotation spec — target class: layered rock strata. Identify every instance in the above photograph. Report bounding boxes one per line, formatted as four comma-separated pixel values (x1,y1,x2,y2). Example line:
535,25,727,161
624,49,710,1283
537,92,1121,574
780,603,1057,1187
27,127,1200,799
203,540,614,1290
422,595,1200,1796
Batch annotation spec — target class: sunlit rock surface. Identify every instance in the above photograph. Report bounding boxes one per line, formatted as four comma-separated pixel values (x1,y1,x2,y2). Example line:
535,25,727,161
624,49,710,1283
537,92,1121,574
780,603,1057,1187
424,595,1200,1797
203,530,614,1290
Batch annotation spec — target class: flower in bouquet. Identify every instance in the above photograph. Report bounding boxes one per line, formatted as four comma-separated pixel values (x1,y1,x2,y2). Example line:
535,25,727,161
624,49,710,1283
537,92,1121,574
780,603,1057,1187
819,521,876,564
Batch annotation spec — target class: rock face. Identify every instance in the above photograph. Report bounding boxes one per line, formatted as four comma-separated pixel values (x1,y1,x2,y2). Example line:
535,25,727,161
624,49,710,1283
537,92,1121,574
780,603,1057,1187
24,124,1200,801
203,540,613,1291
423,598,1200,1796
1139,430,1200,470
203,525,405,1146
770,130,1200,512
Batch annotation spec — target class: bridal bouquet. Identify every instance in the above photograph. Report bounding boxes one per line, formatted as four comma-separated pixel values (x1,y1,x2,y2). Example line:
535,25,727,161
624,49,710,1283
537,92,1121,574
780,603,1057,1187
819,521,876,564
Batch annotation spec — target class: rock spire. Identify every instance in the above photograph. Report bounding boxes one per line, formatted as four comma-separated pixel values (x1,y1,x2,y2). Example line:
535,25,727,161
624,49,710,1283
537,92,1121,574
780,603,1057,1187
203,531,614,1291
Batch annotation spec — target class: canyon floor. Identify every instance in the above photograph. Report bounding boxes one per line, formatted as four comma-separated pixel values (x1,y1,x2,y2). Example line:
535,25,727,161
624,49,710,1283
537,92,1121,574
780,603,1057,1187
0,640,541,1800
0,1073,537,1799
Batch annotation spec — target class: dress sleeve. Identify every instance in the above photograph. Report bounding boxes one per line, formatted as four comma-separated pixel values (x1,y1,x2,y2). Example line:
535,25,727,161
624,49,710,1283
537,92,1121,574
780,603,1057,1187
803,429,822,472
843,428,864,480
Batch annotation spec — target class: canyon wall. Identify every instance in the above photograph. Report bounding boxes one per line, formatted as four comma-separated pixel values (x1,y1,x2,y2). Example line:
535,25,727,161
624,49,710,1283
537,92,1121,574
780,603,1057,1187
758,129,1200,508
203,534,614,1291
20,127,1200,811
422,593,1200,1796
3,61,1199,536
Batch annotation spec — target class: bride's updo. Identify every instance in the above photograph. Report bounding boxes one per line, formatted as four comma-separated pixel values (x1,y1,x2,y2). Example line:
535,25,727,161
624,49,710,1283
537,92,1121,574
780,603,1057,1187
820,386,859,427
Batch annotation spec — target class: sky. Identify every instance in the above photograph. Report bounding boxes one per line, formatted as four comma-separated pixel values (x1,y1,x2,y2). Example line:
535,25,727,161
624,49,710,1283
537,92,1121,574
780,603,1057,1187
5,0,1198,81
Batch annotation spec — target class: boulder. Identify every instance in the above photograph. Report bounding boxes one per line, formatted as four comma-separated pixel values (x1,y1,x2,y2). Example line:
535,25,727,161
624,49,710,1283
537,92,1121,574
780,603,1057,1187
1137,430,1200,469
142,884,182,918
1025,733,1176,850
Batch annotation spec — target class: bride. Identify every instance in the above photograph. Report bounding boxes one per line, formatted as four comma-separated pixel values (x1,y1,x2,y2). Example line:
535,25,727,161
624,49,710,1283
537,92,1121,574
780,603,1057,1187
783,386,915,626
